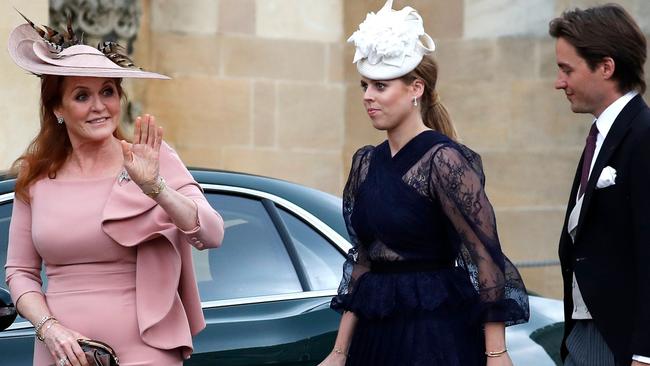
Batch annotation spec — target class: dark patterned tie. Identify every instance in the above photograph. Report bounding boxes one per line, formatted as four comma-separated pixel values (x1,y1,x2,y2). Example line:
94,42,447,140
579,123,599,198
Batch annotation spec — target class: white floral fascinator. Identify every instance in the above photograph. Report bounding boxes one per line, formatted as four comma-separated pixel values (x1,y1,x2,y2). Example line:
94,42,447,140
348,0,435,80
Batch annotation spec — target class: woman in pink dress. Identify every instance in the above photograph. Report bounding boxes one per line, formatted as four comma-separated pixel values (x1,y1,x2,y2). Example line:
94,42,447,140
4,15,225,366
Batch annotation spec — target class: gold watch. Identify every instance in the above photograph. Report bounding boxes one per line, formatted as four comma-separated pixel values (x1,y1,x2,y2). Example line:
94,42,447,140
144,176,166,198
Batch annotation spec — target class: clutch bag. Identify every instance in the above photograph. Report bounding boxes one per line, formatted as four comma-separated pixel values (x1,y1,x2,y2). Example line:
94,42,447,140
48,339,119,366
78,339,119,366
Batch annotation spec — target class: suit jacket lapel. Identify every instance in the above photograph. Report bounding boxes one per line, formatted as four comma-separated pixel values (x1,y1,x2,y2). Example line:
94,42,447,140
559,153,582,264
562,153,582,232
574,95,646,240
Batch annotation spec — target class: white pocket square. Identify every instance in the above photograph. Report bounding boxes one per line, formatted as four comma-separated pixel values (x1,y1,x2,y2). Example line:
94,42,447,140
596,166,616,189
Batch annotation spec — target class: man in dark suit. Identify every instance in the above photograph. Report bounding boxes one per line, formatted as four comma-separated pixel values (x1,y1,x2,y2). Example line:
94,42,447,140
550,4,650,366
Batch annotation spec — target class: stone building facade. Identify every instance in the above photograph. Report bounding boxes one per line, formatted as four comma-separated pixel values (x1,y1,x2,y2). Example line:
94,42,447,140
3,0,650,298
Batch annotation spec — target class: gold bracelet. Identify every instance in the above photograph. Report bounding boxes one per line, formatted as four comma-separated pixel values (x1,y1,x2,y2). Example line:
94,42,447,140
41,320,59,340
142,176,166,198
485,348,508,357
333,347,347,357
34,315,56,341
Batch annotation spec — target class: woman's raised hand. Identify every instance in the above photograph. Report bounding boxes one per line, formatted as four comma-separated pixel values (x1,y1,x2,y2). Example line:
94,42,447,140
43,322,89,366
120,114,163,191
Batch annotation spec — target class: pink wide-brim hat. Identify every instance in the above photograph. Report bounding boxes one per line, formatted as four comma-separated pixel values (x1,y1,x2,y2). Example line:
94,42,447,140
7,23,169,79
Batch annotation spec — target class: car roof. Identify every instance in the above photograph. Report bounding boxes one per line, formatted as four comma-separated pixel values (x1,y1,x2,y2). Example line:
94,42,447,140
192,169,349,240
0,169,351,242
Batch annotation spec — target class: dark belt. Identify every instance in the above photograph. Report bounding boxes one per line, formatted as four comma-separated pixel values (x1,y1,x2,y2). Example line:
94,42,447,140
370,260,455,273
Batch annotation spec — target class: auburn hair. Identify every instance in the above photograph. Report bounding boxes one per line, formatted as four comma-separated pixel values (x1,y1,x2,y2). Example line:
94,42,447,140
12,75,127,202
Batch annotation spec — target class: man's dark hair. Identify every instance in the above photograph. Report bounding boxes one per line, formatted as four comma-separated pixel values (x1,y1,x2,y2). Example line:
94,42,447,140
549,4,647,94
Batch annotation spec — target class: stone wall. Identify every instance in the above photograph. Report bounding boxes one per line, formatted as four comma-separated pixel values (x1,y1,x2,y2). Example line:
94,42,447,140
0,0,47,169
134,0,346,195
2,0,650,298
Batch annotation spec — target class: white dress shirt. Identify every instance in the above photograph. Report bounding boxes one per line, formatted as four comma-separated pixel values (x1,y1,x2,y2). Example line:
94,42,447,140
588,91,638,179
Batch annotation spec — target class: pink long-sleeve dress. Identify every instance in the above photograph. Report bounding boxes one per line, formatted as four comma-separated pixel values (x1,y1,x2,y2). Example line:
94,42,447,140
5,143,225,366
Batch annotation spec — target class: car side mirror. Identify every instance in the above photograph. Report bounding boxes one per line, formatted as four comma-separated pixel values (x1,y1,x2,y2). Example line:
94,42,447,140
0,287,17,331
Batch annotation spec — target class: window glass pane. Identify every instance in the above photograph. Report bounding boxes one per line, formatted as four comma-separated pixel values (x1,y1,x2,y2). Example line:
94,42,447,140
196,193,302,301
277,208,344,291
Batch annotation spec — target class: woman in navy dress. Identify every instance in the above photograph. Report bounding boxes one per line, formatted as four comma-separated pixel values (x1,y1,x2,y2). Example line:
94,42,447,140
319,2,529,366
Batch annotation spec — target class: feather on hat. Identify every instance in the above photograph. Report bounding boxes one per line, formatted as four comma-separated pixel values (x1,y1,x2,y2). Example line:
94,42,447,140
8,11,169,79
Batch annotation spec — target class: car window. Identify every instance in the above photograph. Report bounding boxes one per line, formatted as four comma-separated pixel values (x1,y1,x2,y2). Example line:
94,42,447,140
196,193,303,301
277,208,343,291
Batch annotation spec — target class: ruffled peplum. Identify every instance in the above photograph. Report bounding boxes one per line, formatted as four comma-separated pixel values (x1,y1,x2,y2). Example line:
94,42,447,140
333,268,482,321
101,143,223,360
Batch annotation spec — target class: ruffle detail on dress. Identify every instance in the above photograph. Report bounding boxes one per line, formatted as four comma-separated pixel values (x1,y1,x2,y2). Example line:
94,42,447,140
336,268,482,321
101,143,206,360
481,296,530,326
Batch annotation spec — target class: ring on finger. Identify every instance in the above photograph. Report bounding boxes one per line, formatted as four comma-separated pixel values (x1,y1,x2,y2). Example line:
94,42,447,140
58,357,69,366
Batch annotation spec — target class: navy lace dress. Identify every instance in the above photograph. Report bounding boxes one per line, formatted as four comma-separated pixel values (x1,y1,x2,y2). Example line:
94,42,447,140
331,130,529,366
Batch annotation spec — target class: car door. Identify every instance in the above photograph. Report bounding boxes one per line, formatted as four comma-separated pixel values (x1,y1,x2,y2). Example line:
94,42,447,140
186,189,345,366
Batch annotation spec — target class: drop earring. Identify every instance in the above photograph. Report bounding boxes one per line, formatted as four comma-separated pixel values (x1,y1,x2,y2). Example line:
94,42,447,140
57,116,64,125
413,97,418,107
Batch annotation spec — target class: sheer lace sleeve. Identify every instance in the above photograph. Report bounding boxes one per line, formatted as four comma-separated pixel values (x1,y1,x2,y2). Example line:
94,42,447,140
331,145,374,313
429,143,529,325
